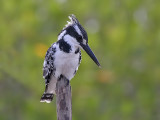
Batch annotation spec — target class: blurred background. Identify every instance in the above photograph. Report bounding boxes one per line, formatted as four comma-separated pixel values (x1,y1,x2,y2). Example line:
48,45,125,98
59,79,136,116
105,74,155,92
0,0,160,120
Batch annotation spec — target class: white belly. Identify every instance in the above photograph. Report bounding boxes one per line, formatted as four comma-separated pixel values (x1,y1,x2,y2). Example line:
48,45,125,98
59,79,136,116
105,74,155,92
54,50,80,80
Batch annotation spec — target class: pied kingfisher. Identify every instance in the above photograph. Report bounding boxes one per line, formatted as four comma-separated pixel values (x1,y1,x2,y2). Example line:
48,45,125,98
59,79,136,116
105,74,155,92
40,14,100,103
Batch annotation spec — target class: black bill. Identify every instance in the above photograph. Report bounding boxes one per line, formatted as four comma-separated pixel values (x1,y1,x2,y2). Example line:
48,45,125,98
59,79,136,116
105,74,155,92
80,43,101,67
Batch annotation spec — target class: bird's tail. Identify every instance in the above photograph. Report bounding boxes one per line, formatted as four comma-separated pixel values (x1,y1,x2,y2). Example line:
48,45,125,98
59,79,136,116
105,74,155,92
40,75,57,103
40,93,54,103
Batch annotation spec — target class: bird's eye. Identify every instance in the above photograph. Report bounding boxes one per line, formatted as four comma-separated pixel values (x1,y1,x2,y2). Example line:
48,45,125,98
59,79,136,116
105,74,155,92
78,36,82,40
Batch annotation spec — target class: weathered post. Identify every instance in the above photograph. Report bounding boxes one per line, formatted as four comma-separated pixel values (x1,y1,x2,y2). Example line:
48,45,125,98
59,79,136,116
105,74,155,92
56,76,72,120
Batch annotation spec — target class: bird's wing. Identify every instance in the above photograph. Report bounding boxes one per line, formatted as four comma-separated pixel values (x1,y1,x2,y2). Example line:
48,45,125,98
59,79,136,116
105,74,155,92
43,44,56,84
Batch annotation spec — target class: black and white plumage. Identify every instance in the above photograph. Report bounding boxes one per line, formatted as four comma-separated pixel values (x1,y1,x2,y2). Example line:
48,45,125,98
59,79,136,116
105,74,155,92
40,15,100,103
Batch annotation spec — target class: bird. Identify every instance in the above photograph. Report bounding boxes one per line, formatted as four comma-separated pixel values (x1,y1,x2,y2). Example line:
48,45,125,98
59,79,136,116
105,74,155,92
40,14,100,103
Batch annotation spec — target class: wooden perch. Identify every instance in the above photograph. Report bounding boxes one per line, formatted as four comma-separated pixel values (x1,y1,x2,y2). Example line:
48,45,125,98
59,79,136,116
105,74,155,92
56,76,72,120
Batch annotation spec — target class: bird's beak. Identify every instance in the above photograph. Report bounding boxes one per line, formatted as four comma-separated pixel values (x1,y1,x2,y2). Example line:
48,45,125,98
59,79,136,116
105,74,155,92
80,43,101,67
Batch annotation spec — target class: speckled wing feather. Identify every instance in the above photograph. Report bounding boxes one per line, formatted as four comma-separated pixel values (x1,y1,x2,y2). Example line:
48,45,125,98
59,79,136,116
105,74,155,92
43,44,56,84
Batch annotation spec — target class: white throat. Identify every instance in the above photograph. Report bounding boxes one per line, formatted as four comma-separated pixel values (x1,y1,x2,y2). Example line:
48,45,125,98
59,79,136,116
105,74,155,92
63,34,80,51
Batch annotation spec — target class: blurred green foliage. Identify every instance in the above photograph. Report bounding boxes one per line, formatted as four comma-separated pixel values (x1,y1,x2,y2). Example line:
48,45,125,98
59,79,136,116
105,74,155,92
0,0,160,120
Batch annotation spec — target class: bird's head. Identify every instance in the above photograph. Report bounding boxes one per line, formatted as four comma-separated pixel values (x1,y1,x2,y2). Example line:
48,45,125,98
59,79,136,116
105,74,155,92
58,14,101,67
